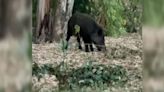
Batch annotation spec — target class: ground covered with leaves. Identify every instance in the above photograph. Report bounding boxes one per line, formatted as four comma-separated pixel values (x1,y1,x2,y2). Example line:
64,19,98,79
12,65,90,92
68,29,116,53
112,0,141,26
32,33,142,92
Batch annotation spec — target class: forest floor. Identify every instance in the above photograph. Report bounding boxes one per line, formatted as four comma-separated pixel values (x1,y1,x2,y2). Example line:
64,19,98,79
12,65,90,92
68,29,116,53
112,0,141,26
32,33,143,92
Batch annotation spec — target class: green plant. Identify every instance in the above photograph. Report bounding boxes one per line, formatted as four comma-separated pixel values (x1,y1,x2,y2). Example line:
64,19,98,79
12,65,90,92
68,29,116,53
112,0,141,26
70,61,127,87
74,24,80,34
122,0,142,33
103,0,127,37
32,59,127,91
73,0,92,14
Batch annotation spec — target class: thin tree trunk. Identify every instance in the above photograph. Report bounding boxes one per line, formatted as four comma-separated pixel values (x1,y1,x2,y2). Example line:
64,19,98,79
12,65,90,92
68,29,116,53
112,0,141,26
35,0,50,42
65,0,75,36
36,0,45,37
52,0,66,42
52,0,74,42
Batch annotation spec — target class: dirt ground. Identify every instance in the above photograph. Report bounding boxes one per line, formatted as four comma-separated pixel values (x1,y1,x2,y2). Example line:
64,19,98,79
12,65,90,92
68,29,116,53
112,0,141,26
32,33,143,92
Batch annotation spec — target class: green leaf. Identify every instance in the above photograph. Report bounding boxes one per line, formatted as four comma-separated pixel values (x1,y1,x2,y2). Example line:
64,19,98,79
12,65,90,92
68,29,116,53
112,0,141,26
74,25,80,34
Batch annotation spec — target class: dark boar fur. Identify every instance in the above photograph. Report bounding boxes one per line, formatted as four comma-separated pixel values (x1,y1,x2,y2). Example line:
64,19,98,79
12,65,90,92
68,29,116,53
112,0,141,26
66,12,106,52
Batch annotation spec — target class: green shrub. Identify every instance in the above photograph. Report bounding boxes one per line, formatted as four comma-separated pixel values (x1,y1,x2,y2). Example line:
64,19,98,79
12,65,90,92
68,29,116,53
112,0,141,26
122,0,142,33
102,0,127,37
32,60,127,91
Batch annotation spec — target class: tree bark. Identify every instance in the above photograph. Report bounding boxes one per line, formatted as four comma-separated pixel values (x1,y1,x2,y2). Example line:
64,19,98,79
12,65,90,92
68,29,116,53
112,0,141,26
36,0,45,37
0,0,31,91
35,0,50,42
52,0,74,42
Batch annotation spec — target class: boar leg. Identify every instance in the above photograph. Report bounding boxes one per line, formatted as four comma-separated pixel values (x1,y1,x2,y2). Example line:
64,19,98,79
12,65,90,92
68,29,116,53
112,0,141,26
77,36,82,50
90,44,94,51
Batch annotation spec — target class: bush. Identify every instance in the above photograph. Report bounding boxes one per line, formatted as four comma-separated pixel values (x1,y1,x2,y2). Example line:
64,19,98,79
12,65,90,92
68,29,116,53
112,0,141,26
32,60,127,91
102,0,127,37
122,0,142,33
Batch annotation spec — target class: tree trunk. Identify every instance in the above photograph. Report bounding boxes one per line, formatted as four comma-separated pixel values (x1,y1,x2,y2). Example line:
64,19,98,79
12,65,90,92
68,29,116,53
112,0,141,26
35,0,50,42
0,0,31,91
36,0,45,38
64,0,75,34
52,0,74,42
